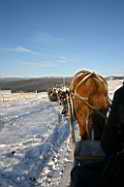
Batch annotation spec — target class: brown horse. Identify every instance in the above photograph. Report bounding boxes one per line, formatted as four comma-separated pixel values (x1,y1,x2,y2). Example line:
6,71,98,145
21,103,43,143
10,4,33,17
69,70,110,140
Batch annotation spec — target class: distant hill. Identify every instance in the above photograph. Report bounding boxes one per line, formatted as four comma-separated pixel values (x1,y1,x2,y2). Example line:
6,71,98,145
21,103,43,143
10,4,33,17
106,76,124,80
0,77,72,92
0,76,123,92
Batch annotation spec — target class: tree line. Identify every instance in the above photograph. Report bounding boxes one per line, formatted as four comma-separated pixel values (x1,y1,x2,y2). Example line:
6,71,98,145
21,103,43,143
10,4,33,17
0,77,72,92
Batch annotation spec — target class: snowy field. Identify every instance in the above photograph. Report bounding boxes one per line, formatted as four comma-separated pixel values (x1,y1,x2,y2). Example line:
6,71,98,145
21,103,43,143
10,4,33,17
0,79,123,187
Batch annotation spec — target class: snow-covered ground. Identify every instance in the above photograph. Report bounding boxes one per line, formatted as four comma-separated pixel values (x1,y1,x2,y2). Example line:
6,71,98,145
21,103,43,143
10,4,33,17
0,80,123,187
107,79,123,100
0,92,70,187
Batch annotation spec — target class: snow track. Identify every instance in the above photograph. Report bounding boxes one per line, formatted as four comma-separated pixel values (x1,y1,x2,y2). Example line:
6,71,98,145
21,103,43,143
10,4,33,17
0,93,70,187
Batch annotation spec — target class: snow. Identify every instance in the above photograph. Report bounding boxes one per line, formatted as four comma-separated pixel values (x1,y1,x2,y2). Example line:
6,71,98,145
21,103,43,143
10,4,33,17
107,79,123,100
0,80,123,187
0,92,70,187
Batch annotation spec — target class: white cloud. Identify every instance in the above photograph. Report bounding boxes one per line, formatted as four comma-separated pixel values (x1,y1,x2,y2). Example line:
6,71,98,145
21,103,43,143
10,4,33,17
34,32,64,44
14,46,32,53
0,46,36,54
54,56,74,64
22,61,56,68
55,56,68,63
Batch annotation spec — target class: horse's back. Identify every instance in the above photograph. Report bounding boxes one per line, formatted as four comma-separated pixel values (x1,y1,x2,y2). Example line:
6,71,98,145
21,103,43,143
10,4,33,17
70,70,107,93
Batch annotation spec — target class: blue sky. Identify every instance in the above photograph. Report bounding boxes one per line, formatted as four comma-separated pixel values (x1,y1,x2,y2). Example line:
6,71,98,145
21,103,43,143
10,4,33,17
0,0,124,77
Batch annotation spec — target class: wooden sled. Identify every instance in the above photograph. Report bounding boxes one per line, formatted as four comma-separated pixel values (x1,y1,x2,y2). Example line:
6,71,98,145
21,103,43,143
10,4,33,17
74,140,105,161
70,140,105,187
